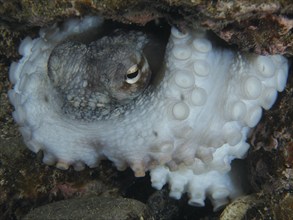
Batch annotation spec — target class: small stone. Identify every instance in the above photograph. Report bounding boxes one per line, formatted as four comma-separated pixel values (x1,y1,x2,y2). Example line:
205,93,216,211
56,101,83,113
24,197,153,220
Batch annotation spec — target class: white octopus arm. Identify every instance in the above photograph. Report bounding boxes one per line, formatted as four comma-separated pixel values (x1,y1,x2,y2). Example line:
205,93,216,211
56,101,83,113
8,16,289,210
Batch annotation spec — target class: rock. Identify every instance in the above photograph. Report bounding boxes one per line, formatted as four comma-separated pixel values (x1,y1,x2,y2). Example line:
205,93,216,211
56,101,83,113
220,195,262,220
0,1,292,56
23,196,153,220
220,193,293,220
147,188,180,220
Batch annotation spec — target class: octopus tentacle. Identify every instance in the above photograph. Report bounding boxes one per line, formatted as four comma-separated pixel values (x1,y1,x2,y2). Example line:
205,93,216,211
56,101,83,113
8,16,289,210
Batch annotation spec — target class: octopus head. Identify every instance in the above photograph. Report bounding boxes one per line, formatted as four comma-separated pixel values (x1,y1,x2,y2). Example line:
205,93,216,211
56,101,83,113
47,31,153,119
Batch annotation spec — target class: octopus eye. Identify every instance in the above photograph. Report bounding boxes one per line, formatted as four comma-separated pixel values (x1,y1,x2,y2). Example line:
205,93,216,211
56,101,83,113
126,64,141,84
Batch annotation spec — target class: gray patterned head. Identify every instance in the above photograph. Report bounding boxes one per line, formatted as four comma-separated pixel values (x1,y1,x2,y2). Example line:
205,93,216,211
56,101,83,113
48,31,152,119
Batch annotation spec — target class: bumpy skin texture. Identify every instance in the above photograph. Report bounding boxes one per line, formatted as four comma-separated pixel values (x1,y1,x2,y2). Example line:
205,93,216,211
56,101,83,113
48,30,151,121
8,17,289,210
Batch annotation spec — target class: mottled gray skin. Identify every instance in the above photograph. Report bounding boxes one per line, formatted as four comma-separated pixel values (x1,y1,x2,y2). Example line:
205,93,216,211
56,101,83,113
48,31,151,120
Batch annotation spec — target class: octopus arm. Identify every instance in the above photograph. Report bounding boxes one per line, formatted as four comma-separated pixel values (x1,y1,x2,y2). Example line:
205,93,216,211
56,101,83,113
8,16,289,210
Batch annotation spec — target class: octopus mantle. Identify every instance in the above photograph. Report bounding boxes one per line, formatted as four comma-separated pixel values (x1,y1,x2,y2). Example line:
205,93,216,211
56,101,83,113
8,17,289,210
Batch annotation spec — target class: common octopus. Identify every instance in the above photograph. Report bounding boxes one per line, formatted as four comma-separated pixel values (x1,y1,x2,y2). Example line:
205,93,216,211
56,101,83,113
8,16,289,210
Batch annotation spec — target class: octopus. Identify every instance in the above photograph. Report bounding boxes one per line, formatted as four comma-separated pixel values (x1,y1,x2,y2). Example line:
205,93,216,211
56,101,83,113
8,16,289,210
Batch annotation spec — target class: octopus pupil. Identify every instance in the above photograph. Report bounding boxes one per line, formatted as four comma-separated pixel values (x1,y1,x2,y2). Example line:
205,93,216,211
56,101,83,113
127,70,139,79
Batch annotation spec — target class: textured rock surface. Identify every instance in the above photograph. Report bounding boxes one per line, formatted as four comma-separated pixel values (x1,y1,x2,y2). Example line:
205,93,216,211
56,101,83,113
220,193,293,220
0,0,292,56
0,0,292,220
23,197,153,220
